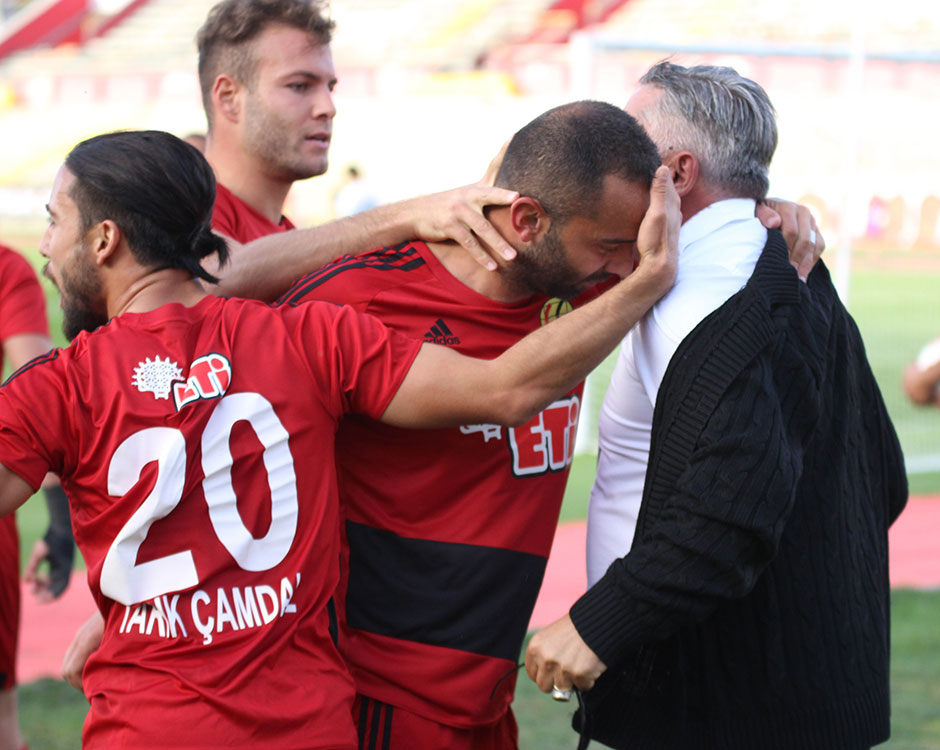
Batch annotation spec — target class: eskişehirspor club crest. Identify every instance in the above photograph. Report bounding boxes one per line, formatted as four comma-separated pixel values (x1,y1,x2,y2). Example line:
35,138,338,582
539,298,573,326
132,353,232,410
131,355,183,400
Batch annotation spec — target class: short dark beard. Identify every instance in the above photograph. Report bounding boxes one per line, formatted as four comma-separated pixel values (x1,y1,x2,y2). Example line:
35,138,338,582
60,245,107,340
504,225,609,301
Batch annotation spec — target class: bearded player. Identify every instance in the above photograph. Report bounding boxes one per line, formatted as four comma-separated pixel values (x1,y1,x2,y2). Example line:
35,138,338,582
0,129,680,747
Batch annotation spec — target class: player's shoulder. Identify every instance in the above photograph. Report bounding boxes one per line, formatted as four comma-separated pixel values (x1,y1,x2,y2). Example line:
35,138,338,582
278,240,431,308
0,244,38,281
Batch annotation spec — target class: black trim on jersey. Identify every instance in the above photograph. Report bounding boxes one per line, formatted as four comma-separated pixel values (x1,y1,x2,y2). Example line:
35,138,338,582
356,697,394,750
279,244,427,307
327,596,338,647
1,347,59,387
345,521,547,661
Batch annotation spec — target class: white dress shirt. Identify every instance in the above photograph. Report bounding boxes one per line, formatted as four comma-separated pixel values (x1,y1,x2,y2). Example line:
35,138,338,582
586,199,768,586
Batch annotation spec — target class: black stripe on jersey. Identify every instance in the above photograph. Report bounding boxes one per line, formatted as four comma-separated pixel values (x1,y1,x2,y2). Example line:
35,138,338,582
1,347,60,387
345,521,547,662
357,697,370,748
382,703,393,750
278,244,427,307
356,697,393,750
327,596,338,647
368,698,382,750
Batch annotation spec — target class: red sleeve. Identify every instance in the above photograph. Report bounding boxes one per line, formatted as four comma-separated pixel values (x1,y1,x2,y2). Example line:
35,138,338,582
0,246,49,341
0,353,67,489
296,302,422,419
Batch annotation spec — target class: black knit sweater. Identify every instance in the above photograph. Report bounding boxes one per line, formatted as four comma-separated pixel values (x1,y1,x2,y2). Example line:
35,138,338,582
570,230,908,750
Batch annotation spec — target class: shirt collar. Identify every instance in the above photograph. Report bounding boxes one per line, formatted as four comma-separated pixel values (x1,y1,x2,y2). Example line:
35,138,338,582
679,198,758,252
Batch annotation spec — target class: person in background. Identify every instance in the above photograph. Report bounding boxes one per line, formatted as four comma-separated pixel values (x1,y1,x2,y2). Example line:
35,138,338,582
332,164,380,218
0,243,72,750
194,0,520,300
903,335,940,407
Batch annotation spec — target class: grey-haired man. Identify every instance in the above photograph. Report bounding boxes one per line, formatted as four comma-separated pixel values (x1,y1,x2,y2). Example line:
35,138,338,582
527,62,907,750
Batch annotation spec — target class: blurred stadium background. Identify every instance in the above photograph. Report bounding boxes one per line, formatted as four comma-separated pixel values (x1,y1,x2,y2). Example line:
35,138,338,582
3,3,939,747
1,0,939,479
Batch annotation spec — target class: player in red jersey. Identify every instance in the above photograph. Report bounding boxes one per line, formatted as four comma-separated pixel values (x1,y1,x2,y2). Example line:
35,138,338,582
59,0,521,690
0,130,676,747
277,101,657,749
193,0,520,299
0,245,74,750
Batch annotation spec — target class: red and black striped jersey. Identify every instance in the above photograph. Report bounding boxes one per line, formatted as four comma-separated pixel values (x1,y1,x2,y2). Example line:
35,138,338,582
281,240,603,727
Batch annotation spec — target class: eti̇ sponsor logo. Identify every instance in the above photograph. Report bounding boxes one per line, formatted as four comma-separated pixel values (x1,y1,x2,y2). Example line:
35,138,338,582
539,298,573,326
424,318,461,346
460,395,581,478
509,395,580,477
172,353,233,410
460,424,503,442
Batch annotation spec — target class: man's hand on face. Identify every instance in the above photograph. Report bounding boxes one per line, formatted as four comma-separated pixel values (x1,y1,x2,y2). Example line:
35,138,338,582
756,199,824,282
525,614,607,696
633,165,682,293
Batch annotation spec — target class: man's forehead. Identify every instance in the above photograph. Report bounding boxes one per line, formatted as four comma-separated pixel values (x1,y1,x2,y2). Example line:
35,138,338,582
253,25,332,69
48,166,76,206
624,84,661,122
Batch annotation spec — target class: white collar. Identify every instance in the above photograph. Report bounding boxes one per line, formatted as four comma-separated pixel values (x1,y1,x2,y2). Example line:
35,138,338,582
679,198,758,252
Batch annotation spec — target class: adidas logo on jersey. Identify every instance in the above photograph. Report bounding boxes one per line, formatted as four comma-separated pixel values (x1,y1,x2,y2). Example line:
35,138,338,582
423,318,460,346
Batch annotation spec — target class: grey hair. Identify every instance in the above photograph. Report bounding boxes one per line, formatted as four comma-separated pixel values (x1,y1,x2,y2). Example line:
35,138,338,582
639,61,777,200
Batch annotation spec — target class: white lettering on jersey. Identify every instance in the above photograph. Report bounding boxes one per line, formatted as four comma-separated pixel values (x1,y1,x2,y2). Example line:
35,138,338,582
116,572,301,647
459,424,503,442
201,392,297,571
100,392,299,607
508,396,580,477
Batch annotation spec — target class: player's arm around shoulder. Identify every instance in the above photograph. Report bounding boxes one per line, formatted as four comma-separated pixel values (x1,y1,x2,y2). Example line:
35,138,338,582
381,167,679,430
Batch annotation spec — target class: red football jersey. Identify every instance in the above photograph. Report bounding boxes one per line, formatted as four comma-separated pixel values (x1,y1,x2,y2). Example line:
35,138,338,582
281,241,599,727
0,295,421,748
0,244,49,374
0,244,49,691
212,183,295,243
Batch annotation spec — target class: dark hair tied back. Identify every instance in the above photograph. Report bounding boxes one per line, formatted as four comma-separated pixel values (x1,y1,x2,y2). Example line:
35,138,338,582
65,130,229,283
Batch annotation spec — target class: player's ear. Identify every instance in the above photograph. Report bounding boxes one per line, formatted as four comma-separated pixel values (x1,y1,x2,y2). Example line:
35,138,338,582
213,74,241,123
668,151,698,198
90,220,122,265
509,196,549,243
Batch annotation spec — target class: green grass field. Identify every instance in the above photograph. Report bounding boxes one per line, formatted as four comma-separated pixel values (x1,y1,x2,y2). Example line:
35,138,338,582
8,244,940,747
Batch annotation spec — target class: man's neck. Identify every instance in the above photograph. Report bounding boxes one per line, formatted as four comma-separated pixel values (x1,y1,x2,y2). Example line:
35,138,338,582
204,137,291,226
109,269,208,320
680,183,741,224
426,241,525,303
425,206,531,303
